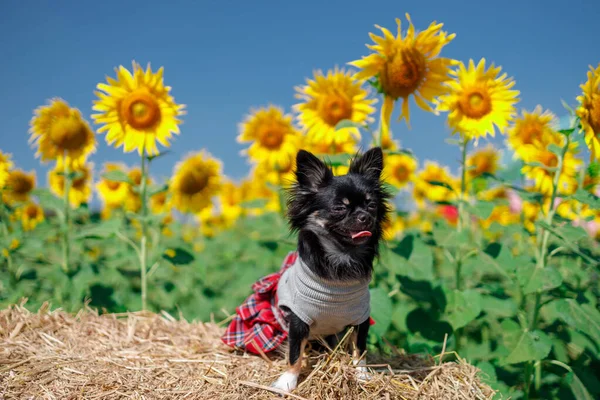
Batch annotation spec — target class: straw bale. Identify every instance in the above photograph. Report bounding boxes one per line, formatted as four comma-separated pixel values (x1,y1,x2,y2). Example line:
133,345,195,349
0,301,496,399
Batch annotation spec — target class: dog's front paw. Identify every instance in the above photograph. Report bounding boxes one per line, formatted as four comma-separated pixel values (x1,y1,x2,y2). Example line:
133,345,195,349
353,359,372,382
271,371,299,392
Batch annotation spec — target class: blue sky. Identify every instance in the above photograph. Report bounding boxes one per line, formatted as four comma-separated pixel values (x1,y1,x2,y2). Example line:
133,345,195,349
0,0,597,195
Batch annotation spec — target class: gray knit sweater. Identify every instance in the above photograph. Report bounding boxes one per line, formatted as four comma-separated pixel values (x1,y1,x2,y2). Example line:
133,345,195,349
276,255,371,337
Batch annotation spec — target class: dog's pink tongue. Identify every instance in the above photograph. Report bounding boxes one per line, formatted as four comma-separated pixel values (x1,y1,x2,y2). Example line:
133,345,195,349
351,231,372,239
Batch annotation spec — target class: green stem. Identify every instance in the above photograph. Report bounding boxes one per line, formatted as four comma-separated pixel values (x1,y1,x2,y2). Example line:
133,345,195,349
457,139,469,233
0,200,13,271
62,160,72,273
453,138,469,355
525,135,570,399
140,150,149,311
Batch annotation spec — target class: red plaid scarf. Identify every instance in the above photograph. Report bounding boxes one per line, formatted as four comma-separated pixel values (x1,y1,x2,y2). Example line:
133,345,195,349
221,251,374,355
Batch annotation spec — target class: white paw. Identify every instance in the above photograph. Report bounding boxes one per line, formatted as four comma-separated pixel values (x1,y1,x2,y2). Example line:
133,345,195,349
271,371,299,392
353,359,371,382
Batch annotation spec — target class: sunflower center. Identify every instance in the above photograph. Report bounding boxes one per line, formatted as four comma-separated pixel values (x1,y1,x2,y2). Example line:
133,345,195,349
394,165,409,182
473,156,492,175
257,125,285,150
11,174,33,194
26,205,39,219
380,48,426,99
106,180,121,191
519,123,542,145
589,95,600,134
320,94,353,126
121,91,161,130
73,173,86,189
49,117,89,150
540,152,559,169
180,170,209,195
459,90,492,119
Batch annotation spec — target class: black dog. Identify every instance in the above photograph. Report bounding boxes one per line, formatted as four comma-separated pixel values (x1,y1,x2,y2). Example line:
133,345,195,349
271,147,390,392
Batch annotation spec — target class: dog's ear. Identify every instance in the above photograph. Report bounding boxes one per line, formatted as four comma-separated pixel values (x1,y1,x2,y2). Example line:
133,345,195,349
349,147,384,182
295,150,333,191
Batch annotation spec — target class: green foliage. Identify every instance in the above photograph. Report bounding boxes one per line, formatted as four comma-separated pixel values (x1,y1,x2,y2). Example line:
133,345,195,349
1,176,599,400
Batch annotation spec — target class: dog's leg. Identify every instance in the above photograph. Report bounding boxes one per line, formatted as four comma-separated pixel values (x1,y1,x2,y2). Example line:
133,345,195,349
351,318,371,381
272,312,309,392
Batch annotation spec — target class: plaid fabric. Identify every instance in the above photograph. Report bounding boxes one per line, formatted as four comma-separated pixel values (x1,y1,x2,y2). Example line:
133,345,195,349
221,251,375,355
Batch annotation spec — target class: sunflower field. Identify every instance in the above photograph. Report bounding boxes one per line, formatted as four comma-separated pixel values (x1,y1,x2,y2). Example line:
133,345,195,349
1,13,600,400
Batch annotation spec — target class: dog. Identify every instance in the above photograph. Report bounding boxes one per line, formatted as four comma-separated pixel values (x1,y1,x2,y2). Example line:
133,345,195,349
270,146,391,392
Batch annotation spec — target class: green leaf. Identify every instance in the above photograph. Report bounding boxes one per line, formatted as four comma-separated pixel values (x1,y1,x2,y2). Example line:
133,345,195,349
148,183,169,197
570,189,600,209
384,148,417,159
469,202,495,220
444,138,462,146
517,264,562,295
548,143,563,156
389,235,434,281
547,299,600,345
319,153,352,167
239,199,269,209
481,295,518,318
32,188,64,212
443,288,482,330
476,242,530,278
524,161,558,172
500,319,552,365
334,119,364,131
497,159,524,182
162,247,195,266
102,170,132,184
476,361,497,386
432,222,470,249
369,287,393,337
548,360,594,400
426,180,455,192
147,150,171,162
75,219,121,239
587,161,600,179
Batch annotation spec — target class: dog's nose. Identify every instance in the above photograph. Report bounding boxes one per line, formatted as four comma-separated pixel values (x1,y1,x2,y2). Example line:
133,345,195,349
356,212,368,223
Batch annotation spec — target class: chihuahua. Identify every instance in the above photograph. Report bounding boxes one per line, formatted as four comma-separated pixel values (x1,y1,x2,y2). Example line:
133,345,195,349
271,146,391,392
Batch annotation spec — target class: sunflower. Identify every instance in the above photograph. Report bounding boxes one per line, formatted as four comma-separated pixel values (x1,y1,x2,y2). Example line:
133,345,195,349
576,64,600,159
96,163,130,209
384,153,417,188
412,161,458,207
150,190,170,215
3,169,35,205
253,154,297,188
382,211,406,241
124,167,147,213
238,105,303,169
239,178,280,216
436,59,519,141
466,145,499,180
477,186,508,202
48,160,93,208
219,180,244,223
480,205,519,230
18,202,45,231
294,67,376,147
170,151,222,214
305,134,359,155
520,135,582,196
92,62,185,156
197,205,230,238
29,99,96,166
0,151,14,189
507,106,557,156
349,14,456,134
